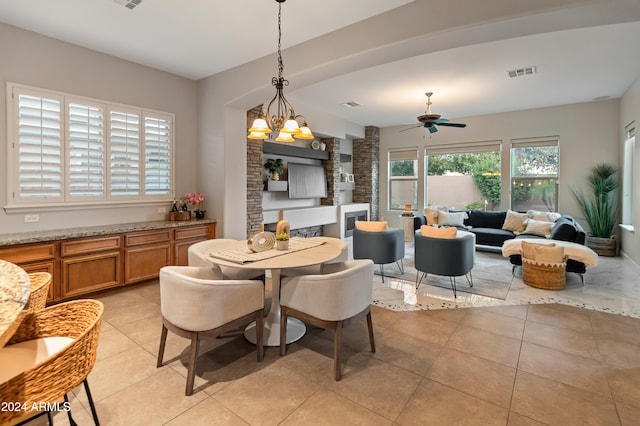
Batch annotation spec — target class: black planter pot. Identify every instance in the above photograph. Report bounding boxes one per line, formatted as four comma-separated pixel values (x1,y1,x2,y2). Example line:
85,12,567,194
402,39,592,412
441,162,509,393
195,210,206,220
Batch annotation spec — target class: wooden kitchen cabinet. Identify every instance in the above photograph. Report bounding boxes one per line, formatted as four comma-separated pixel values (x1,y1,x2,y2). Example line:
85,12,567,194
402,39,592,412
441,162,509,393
173,223,215,266
124,229,172,284
0,242,57,301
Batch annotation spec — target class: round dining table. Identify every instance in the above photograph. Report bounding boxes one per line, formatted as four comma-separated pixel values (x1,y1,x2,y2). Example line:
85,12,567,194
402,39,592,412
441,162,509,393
207,236,347,346
0,260,30,347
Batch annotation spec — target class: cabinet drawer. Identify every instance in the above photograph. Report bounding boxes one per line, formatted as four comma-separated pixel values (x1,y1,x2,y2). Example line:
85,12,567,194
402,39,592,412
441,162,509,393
61,236,121,257
125,244,171,283
175,225,210,241
125,230,171,247
0,243,56,263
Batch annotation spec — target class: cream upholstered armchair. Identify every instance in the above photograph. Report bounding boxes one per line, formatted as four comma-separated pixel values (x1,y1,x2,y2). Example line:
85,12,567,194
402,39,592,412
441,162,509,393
279,259,376,381
157,266,264,396
188,239,264,280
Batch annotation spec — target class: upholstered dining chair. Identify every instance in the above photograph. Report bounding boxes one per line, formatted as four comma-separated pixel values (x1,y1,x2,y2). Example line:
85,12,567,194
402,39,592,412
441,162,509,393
188,238,265,280
414,231,474,298
0,299,103,426
279,259,376,381
353,227,405,282
157,266,264,396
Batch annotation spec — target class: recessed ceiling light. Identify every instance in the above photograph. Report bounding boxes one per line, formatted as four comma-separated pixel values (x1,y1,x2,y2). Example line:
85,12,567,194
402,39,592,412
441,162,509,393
340,101,362,108
507,66,537,79
112,0,142,10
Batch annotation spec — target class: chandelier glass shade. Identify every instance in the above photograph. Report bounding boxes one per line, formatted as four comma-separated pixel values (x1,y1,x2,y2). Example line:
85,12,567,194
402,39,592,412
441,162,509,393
248,0,314,142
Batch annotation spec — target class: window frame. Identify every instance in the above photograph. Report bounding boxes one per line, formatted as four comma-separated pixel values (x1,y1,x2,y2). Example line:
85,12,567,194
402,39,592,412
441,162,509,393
388,148,419,211
509,137,559,212
621,124,635,231
6,82,175,211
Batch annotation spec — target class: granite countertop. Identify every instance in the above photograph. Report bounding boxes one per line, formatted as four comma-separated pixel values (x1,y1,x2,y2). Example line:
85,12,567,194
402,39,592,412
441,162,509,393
0,219,216,246
0,260,30,347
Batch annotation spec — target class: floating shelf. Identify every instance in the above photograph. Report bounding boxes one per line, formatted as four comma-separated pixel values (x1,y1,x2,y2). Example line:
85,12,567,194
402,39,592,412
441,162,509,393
265,180,288,192
263,141,329,160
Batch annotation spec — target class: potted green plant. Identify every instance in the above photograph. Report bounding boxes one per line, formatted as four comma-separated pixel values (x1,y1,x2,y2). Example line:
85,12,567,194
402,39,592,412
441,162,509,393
275,232,289,250
264,158,284,181
571,163,619,256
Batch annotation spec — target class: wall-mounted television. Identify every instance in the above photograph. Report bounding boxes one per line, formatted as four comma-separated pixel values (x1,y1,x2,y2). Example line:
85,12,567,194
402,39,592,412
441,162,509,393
287,162,327,199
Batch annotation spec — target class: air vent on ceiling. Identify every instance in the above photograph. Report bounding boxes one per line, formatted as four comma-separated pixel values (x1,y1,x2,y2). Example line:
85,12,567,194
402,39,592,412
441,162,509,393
340,101,362,108
112,0,142,10
507,66,537,79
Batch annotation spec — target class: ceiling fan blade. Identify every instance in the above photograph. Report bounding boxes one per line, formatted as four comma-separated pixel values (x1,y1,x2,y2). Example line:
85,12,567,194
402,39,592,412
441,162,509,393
427,125,438,134
436,122,467,128
399,124,421,133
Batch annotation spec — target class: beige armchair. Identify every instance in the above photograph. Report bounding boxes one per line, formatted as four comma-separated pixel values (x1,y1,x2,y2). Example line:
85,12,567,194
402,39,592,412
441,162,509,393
188,239,264,280
157,266,264,396
279,259,376,380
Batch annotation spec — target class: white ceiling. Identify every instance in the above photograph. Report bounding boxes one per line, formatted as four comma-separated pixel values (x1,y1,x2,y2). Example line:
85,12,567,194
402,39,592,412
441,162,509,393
1,0,640,128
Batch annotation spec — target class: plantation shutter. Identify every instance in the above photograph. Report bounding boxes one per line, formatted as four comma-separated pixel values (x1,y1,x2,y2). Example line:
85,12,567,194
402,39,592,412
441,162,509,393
67,100,105,199
144,114,172,196
426,141,501,155
14,90,64,203
110,109,141,197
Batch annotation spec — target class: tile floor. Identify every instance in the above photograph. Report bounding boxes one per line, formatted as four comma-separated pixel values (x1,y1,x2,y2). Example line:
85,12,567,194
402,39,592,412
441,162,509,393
24,252,640,426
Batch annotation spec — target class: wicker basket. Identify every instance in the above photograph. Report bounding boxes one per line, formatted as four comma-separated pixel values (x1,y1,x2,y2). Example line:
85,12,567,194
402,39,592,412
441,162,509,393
522,257,567,290
23,272,51,314
0,299,103,425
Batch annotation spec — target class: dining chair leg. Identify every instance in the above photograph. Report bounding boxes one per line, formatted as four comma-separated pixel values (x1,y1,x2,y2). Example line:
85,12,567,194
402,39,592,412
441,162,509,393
255,310,264,362
366,311,376,353
64,393,77,426
185,333,200,396
156,323,168,367
334,321,343,381
280,308,288,356
83,379,100,425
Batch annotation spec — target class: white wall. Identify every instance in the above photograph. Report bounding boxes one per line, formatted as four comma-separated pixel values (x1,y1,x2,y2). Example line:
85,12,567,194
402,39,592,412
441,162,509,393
620,74,640,269
380,100,621,231
0,23,198,234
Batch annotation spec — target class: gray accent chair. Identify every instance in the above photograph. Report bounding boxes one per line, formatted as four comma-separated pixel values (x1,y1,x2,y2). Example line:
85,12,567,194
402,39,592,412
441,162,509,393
157,266,264,395
414,231,474,298
279,259,376,381
352,227,405,282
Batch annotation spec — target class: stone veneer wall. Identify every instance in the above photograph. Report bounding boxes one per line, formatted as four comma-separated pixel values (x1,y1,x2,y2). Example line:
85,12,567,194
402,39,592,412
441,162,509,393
352,126,380,220
246,106,264,239
320,137,341,207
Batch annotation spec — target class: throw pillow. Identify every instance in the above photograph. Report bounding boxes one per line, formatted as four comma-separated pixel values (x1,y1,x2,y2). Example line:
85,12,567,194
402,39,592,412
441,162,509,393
420,225,457,239
521,241,563,263
522,219,554,237
424,208,440,226
437,211,466,227
527,210,561,222
355,221,388,232
502,210,528,233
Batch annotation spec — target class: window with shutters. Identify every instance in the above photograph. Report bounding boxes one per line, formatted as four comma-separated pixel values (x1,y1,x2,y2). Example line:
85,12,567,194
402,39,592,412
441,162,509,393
6,83,174,208
510,137,559,212
388,149,418,210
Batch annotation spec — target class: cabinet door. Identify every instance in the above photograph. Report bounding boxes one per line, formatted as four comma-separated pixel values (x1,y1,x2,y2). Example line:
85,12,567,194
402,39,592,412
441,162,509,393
61,251,121,298
125,244,171,284
20,261,56,302
173,239,201,266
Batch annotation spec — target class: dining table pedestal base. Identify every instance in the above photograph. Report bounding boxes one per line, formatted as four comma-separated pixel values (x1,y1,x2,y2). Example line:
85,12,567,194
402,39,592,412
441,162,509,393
244,315,306,346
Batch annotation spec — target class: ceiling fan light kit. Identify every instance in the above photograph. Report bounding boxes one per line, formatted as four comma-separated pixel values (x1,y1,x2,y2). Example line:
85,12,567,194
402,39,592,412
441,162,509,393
402,92,467,134
248,0,314,143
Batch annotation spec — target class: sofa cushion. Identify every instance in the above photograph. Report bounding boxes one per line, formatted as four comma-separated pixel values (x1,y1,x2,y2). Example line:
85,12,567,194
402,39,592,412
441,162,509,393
522,219,554,237
424,206,447,226
527,210,561,222
420,225,457,239
355,221,387,232
468,210,507,229
550,216,579,242
469,227,515,246
438,211,467,227
502,210,528,233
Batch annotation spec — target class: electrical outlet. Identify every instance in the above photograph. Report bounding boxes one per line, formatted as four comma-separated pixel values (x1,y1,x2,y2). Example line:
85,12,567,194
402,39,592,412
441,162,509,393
157,207,167,214
24,214,40,223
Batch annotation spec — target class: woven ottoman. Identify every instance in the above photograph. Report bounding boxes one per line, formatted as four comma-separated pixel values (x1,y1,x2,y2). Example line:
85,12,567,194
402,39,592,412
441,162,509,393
521,257,567,290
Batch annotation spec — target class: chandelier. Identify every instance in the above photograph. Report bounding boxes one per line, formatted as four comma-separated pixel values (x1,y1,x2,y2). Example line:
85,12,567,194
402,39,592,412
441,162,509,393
248,0,314,142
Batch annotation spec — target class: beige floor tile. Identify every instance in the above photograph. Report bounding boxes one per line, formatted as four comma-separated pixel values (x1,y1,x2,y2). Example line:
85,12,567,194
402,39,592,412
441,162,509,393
511,371,618,425
526,304,593,333
114,312,164,346
507,411,546,425
88,345,166,401
213,362,320,426
372,324,443,376
370,305,402,329
427,347,517,408
591,315,640,346
280,389,392,426
326,352,423,420
518,342,611,398
128,280,161,304
446,325,521,368
479,304,529,320
595,336,640,368
277,344,336,385
460,309,525,339
96,327,139,361
523,321,601,361
617,401,640,426
606,366,640,408
164,397,249,426
387,310,458,346
395,378,508,426
95,368,206,426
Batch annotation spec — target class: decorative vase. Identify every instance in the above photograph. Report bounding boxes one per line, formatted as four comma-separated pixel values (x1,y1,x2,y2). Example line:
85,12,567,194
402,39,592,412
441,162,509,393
271,172,280,181
195,210,205,220
276,240,289,251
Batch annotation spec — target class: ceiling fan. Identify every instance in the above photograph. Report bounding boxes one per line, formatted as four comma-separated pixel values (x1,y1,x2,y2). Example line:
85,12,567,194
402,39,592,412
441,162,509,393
401,92,467,133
